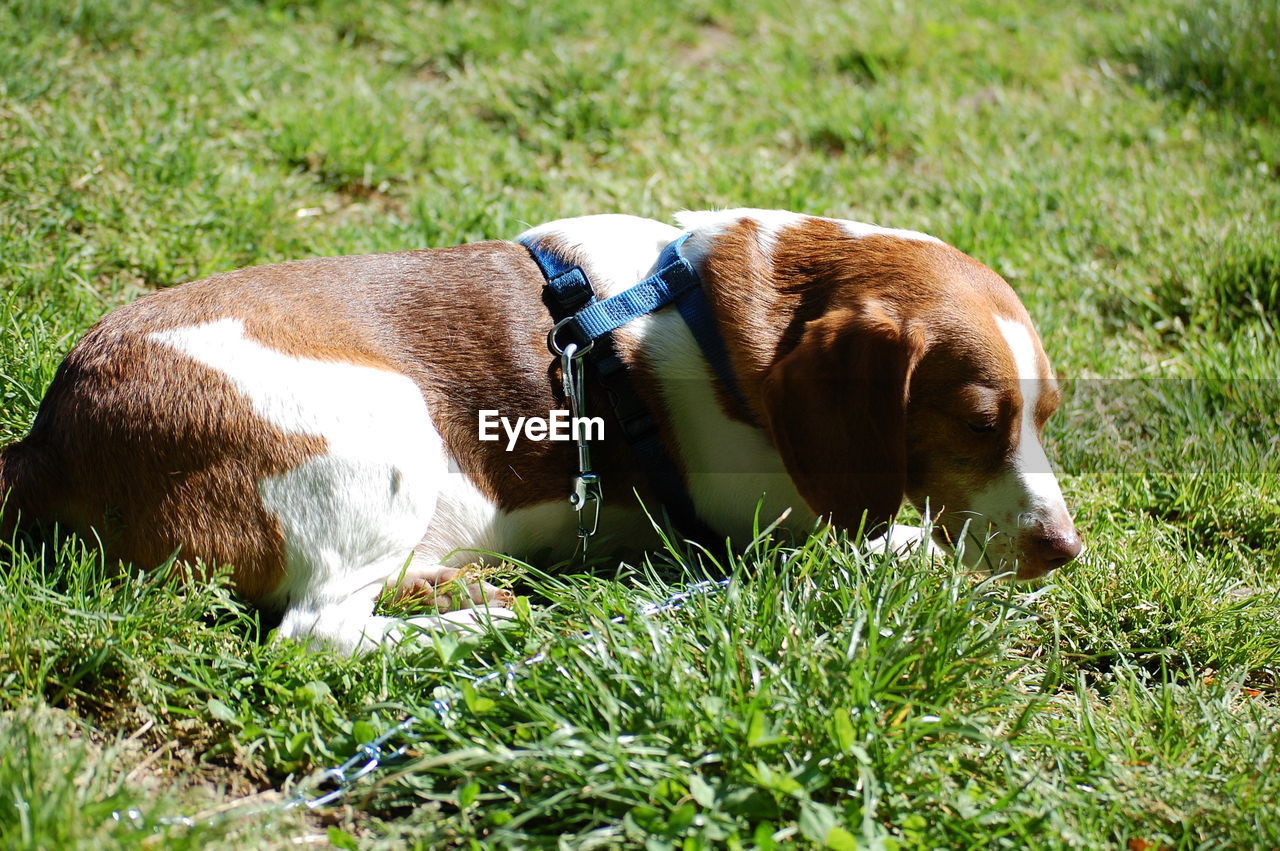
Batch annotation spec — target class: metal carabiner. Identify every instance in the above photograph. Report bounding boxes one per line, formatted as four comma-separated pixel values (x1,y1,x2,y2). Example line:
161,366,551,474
571,472,602,538
559,341,602,541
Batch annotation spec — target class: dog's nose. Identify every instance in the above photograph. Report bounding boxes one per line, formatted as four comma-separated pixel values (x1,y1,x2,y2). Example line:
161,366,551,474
1034,528,1083,571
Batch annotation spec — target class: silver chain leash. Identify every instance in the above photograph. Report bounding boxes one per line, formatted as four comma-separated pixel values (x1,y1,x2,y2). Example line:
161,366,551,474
111,578,729,832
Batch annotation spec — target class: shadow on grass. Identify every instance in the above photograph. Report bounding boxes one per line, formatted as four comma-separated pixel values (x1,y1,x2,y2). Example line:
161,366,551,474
1120,0,1280,125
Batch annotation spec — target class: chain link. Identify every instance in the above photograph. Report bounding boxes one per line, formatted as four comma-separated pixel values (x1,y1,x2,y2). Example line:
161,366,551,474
111,577,729,831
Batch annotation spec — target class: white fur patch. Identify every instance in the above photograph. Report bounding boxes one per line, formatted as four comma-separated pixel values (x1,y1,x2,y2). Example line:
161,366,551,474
147,318,447,609
519,214,681,286
837,220,943,245
996,316,1064,504
149,319,556,651
675,208,807,263
675,207,941,268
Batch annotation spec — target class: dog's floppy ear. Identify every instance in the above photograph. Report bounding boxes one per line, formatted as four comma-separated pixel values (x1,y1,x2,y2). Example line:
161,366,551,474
761,306,920,532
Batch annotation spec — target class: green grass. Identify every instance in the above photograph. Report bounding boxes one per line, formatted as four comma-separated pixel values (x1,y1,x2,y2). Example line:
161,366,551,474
1125,0,1280,126
2,0,1279,846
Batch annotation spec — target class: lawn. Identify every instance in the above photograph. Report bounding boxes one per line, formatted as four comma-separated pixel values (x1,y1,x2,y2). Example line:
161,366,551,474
2,0,1279,847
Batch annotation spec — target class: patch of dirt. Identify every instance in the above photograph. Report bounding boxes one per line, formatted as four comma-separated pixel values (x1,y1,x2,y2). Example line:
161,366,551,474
680,22,734,66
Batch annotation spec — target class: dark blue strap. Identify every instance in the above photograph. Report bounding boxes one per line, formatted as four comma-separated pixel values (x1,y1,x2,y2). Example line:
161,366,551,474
526,234,749,410
661,239,749,412
525,240,594,318
570,237,700,339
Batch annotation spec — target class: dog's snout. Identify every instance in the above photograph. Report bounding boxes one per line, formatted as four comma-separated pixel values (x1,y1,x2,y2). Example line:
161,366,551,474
1033,527,1082,571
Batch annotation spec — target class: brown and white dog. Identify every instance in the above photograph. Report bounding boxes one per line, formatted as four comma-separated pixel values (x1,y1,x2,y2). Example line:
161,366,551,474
0,209,1080,652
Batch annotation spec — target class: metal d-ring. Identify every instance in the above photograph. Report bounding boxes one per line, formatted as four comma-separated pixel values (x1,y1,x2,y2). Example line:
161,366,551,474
547,317,593,358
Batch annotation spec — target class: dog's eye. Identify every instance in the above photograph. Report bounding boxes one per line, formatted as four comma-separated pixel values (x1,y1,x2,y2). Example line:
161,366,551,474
967,421,997,434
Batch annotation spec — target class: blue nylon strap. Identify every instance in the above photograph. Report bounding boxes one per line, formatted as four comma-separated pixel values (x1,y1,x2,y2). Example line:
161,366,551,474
570,236,700,339
524,233,748,410
523,241,594,318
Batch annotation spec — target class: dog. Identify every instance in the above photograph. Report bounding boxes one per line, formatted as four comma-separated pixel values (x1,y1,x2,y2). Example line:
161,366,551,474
0,209,1081,652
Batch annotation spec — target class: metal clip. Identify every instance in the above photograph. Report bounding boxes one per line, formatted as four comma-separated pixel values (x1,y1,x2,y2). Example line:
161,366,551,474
560,342,602,541
570,472,602,537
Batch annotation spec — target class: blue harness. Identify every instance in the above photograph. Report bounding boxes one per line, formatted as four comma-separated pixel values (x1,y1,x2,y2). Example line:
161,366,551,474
519,232,746,546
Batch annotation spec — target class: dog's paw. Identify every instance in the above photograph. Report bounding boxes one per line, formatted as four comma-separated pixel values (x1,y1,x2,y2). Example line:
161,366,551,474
386,563,515,614
402,607,518,637
866,524,943,558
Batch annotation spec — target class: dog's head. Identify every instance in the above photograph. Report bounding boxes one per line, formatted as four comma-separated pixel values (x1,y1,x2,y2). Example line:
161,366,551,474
687,210,1081,579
